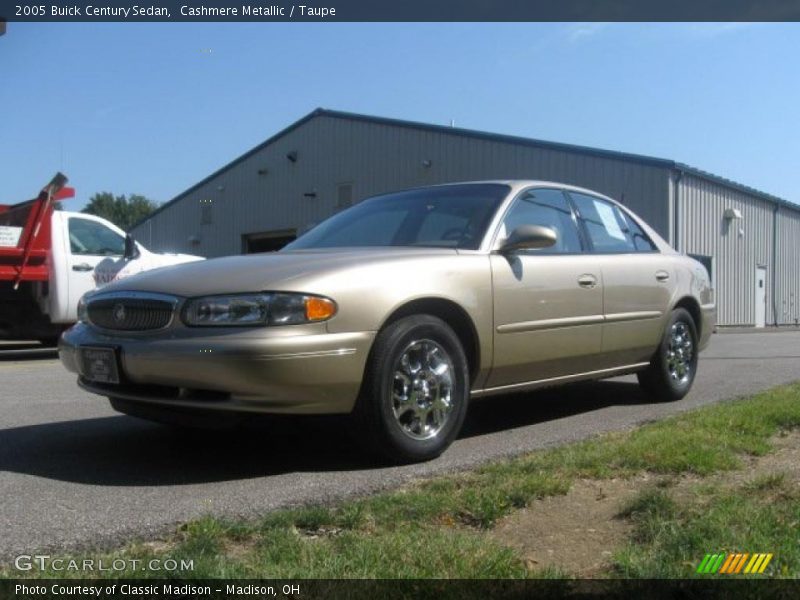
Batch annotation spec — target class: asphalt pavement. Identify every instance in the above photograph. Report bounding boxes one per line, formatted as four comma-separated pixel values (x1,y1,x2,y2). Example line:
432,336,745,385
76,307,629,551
1,331,799,564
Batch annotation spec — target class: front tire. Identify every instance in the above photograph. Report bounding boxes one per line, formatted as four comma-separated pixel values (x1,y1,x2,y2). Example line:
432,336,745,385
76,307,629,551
637,308,698,402
352,315,470,463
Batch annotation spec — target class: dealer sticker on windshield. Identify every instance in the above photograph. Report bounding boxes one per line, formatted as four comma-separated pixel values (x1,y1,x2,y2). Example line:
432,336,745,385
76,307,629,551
80,347,120,384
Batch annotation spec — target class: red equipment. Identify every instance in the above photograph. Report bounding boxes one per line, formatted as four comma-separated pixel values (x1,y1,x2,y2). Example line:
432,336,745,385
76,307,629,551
0,173,75,288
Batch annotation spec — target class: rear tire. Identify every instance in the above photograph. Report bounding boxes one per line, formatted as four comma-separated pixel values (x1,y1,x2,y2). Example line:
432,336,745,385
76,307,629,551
637,308,698,402
351,315,469,464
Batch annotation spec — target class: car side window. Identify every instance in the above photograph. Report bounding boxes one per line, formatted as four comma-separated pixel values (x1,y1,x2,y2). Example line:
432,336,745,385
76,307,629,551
499,188,582,254
570,193,643,253
68,217,125,256
620,211,658,252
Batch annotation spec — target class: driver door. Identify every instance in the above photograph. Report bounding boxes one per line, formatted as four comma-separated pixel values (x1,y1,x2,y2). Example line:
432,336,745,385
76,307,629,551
65,215,126,320
487,188,603,389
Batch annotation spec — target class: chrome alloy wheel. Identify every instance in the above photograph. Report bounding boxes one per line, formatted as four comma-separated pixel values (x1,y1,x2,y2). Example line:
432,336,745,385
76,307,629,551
666,321,694,385
391,339,455,441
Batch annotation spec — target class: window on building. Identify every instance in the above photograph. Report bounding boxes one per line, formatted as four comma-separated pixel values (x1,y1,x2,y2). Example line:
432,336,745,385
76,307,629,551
337,183,353,210
200,200,213,225
499,188,582,254
68,217,125,256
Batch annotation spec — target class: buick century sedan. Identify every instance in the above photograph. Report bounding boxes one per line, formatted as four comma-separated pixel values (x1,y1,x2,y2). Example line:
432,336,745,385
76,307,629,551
60,181,715,462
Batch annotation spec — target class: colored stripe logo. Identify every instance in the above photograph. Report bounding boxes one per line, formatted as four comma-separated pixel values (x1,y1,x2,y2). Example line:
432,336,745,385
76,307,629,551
696,552,773,574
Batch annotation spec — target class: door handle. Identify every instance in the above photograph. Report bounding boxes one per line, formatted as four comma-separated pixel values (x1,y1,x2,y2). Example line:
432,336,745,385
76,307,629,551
577,274,597,289
72,263,94,272
655,270,670,282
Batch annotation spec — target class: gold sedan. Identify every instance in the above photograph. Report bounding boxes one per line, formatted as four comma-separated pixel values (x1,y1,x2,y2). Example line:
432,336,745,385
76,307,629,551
59,182,715,463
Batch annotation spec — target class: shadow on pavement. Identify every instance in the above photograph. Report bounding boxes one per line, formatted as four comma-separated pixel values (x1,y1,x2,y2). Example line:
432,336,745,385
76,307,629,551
0,379,656,486
0,342,58,361
462,379,652,438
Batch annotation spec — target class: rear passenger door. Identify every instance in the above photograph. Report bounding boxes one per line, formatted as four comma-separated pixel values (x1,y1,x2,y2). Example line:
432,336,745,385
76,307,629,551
568,192,675,368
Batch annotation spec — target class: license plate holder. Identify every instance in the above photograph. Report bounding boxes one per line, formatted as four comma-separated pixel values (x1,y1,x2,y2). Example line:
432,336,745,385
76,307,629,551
80,346,120,385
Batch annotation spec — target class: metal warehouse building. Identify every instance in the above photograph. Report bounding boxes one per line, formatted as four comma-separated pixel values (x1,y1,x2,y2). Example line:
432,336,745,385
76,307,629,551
132,108,800,328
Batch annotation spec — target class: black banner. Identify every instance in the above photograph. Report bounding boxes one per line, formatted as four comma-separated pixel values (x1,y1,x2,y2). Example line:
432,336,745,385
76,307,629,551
2,579,800,600
2,0,800,22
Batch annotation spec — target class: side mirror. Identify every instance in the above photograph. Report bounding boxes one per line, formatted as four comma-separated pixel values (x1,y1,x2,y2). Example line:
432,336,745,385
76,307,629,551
124,233,140,260
500,225,558,253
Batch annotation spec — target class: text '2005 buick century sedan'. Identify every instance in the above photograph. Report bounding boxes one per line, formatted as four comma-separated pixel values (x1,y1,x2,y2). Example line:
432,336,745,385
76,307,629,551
60,181,716,463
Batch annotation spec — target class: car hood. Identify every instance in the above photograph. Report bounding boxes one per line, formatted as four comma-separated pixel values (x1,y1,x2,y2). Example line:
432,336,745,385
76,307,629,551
95,247,459,297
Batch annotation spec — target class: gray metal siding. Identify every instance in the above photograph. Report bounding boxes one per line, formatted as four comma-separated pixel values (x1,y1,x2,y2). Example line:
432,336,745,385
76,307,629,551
678,173,800,327
131,112,800,330
132,115,671,257
775,207,800,326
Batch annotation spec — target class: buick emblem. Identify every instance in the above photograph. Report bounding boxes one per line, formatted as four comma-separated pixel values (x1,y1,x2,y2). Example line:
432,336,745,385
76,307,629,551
112,303,126,323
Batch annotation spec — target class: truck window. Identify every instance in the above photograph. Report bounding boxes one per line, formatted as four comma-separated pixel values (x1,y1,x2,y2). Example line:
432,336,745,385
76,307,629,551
68,217,125,256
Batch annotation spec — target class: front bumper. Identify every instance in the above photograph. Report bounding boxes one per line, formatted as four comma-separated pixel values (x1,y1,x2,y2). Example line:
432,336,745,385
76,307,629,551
59,323,375,415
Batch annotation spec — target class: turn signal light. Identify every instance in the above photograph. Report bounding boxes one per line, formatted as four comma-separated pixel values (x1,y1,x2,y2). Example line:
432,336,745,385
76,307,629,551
305,297,337,321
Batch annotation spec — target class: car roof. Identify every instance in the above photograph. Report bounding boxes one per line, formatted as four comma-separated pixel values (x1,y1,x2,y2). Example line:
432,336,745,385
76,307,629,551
421,179,618,203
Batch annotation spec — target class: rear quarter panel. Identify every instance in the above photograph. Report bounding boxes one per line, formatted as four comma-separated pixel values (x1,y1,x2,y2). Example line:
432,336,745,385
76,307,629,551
668,254,715,350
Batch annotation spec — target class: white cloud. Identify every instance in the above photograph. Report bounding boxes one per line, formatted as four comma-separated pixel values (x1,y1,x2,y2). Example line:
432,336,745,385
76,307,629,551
564,23,610,43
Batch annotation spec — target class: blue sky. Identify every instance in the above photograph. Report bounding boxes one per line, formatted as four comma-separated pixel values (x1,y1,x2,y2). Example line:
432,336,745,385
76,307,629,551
1,22,798,209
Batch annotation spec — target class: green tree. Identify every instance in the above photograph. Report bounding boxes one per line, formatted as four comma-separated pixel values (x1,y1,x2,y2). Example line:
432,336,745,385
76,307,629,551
82,192,159,231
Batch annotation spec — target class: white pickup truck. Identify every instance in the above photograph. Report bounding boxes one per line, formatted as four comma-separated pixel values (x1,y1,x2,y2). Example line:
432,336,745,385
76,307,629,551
0,173,202,343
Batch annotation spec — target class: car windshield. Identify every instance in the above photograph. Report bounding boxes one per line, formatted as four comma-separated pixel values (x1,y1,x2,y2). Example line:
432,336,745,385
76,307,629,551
284,183,510,251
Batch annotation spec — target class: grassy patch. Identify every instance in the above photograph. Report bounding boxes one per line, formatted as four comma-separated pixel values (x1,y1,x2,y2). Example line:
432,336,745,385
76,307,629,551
161,520,529,579
6,382,800,579
613,474,800,578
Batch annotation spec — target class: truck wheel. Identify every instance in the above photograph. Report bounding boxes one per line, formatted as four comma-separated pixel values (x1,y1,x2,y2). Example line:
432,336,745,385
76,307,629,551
352,315,469,464
637,308,698,402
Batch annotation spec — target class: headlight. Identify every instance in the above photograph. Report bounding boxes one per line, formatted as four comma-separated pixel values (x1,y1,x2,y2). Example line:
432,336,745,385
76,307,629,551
77,295,89,323
181,292,336,327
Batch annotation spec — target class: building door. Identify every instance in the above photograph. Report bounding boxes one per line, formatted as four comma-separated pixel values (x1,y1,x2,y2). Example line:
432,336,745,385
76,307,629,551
755,266,767,328
242,229,296,253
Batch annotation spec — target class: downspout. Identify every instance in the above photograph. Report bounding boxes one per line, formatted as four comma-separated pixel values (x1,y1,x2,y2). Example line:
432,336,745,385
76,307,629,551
772,203,779,327
672,169,683,252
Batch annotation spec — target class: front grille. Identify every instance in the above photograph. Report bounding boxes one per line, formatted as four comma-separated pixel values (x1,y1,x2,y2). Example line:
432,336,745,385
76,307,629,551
88,295,175,331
